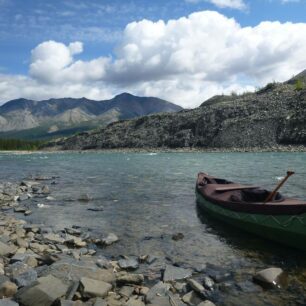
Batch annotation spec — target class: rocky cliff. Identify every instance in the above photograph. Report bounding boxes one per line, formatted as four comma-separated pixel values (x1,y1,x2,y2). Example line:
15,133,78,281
44,79,306,150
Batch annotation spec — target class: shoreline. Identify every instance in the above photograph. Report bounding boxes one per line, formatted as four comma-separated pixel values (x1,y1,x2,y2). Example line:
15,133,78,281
1,144,306,154
0,176,301,305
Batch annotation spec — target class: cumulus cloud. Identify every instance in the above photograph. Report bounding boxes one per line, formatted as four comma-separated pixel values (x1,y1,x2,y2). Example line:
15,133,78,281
2,11,306,107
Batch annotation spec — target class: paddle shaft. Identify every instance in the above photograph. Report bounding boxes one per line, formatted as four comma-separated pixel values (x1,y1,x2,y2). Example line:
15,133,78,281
264,171,295,203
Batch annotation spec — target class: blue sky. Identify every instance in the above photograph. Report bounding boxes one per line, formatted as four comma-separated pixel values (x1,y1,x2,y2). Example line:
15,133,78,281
0,0,306,106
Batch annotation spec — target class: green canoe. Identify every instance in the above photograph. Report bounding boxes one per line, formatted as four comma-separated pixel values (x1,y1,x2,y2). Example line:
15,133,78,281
196,172,306,250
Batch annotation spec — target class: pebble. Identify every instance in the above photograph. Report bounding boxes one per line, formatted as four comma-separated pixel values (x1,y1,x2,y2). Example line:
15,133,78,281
0,281,18,298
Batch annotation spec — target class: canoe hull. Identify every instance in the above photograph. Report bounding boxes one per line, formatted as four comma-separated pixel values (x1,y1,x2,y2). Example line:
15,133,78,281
196,188,306,251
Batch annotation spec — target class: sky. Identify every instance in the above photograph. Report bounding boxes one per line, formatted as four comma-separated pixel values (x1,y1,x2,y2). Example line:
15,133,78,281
0,0,306,107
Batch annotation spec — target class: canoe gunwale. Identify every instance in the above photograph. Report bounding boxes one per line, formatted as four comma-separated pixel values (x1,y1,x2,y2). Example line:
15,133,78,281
196,172,306,216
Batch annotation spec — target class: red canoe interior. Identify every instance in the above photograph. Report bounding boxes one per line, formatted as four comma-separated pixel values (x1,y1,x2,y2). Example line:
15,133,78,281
196,172,306,215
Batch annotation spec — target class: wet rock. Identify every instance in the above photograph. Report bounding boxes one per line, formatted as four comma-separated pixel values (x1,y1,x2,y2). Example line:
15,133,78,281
46,196,55,201
17,194,29,202
116,272,144,285
163,265,193,282
198,301,216,306
18,274,69,306
16,238,29,248
13,268,37,287
146,255,158,264
80,277,112,298
182,291,203,305
187,279,205,294
119,286,134,298
118,257,139,270
87,207,104,212
65,228,81,236
205,264,232,283
172,233,184,241
0,281,18,298
93,298,107,306
0,299,19,306
96,257,112,269
253,267,286,289
78,194,91,202
41,185,50,194
203,276,214,291
102,233,119,246
125,298,145,306
0,241,16,256
146,281,170,304
24,210,32,216
0,275,10,287
43,233,65,244
43,259,115,283
6,262,30,278
236,280,262,293
14,207,27,213
173,281,188,294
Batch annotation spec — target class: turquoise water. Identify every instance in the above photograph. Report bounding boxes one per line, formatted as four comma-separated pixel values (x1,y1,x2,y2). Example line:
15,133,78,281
1,151,306,305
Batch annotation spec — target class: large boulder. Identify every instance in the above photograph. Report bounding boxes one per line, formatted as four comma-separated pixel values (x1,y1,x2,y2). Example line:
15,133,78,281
18,274,69,306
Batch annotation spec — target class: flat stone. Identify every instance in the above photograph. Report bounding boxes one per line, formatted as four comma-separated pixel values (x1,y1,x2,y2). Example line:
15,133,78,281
13,268,37,287
14,207,27,212
0,241,16,256
125,298,145,306
80,277,112,298
253,267,286,288
16,238,29,248
0,298,19,306
187,279,205,294
102,233,119,246
43,233,65,244
119,286,134,298
17,194,29,201
18,274,69,306
6,262,30,278
182,291,203,305
116,272,144,285
163,265,193,282
198,301,216,306
118,258,139,270
0,281,18,298
146,281,170,304
78,194,91,202
42,259,115,283
93,298,107,306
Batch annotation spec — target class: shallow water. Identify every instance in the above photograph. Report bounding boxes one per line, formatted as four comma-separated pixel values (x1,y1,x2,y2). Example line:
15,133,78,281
1,151,306,305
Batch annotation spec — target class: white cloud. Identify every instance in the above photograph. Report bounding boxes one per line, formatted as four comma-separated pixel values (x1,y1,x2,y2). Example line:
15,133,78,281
1,11,306,107
186,0,247,10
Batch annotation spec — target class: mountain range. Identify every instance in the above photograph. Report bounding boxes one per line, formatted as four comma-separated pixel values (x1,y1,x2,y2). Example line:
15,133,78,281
0,93,182,140
44,70,306,151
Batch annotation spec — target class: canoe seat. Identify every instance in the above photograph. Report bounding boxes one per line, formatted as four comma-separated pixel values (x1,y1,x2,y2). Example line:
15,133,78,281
216,185,259,192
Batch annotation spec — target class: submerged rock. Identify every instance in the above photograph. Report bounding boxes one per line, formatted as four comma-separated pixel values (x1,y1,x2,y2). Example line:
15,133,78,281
163,265,193,282
253,267,286,289
102,233,119,246
118,257,139,270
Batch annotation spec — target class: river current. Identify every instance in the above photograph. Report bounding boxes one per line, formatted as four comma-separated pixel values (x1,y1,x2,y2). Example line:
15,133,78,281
0,151,306,305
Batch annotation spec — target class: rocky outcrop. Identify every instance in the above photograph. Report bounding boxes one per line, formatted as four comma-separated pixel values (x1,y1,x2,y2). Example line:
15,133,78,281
44,80,306,150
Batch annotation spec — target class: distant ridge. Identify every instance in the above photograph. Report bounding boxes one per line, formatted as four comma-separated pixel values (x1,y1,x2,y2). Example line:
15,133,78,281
44,70,306,151
0,93,182,140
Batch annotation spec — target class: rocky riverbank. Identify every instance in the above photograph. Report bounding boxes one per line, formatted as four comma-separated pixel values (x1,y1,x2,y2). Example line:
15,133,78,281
0,178,291,305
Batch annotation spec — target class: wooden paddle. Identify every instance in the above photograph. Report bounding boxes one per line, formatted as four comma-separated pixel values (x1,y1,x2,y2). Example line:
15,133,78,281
264,171,295,203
